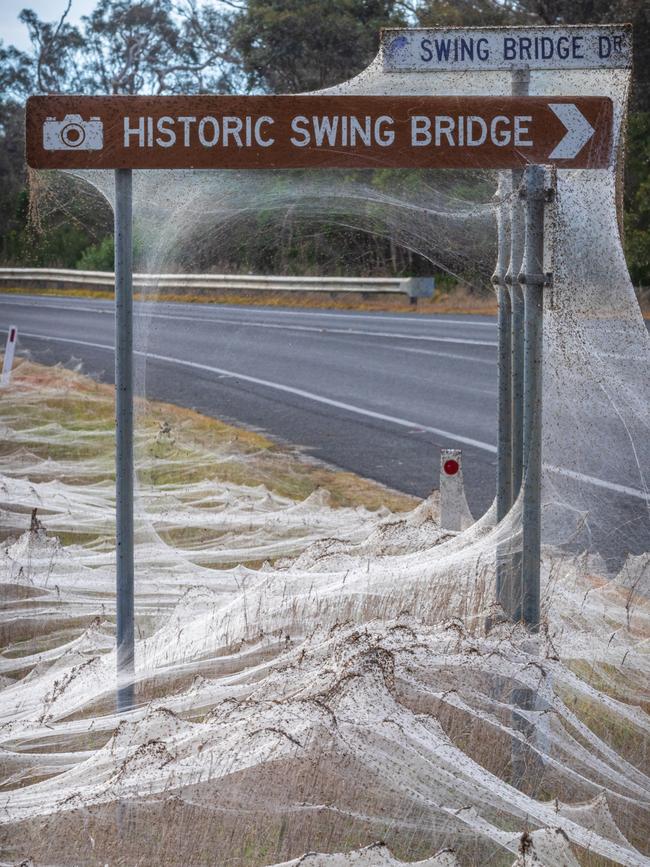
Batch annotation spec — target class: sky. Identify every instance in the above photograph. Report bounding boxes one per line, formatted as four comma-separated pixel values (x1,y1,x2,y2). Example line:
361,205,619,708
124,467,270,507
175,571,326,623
1,0,97,51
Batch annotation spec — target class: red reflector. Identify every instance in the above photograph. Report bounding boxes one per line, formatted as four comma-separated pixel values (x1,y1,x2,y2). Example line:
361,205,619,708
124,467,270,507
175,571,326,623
444,459,459,476
9,328,16,342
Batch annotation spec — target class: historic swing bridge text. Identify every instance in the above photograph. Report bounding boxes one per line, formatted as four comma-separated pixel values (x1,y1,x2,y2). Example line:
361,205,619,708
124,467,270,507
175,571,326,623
122,112,536,150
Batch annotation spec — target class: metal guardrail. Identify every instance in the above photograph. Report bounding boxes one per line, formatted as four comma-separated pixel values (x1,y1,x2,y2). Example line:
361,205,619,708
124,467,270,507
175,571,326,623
0,267,434,299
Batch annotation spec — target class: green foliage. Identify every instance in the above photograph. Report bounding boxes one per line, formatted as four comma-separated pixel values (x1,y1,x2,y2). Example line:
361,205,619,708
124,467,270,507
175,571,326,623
76,236,115,271
1,193,94,267
0,171,112,268
414,0,519,27
0,101,25,242
230,0,405,92
624,112,650,287
1,0,232,98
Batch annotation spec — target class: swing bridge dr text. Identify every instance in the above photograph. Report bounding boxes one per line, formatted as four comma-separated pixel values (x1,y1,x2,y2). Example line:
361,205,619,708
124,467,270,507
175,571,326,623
382,25,632,72
26,94,613,170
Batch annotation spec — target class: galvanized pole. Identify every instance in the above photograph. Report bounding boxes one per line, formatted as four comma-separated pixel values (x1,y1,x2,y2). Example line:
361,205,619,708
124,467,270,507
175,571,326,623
115,168,135,711
508,66,529,506
492,173,512,613
493,171,512,523
519,165,547,632
495,66,529,619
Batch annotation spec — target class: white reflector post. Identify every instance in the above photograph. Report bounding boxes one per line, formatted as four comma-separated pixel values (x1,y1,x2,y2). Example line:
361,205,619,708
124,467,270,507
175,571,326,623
439,448,474,532
1,326,17,386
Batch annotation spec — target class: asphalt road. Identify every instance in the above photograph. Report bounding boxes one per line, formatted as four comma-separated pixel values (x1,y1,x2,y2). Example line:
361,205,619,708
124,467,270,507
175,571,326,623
0,293,498,514
1,294,648,563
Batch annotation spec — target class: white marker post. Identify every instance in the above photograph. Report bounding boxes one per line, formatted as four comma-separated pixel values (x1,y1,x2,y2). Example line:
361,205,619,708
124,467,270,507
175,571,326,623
1,326,18,386
439,449,474,532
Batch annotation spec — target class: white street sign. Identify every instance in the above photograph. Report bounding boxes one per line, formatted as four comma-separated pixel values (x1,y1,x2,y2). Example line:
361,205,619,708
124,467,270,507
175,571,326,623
382,26,632,72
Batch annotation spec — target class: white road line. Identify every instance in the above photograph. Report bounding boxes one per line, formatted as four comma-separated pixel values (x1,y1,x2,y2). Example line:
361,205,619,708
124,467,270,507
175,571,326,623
17,330,650,502
370,341,497,366
0,299,112,316
152,304,498,328
544,464,649,501
2,300,497,347
145,312,498,346
0,294,497,327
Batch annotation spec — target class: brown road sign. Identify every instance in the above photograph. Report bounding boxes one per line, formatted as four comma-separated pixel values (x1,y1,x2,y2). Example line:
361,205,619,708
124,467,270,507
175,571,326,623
26,94,613,171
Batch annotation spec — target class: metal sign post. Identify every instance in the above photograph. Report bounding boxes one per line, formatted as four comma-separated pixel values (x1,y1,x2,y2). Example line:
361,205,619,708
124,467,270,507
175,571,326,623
508,68,530,506
493,173,513,614
519,165,553,631
494,173,512,524
114,168,134,711
496,67,530,619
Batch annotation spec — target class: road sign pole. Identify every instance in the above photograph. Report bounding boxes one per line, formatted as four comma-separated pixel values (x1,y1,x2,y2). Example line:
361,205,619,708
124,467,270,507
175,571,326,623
115,168,135,712
493,173,512,612
509,68,529,510
496,67,529,618
494,171,512,521
497,67,529,620
519,165,550,632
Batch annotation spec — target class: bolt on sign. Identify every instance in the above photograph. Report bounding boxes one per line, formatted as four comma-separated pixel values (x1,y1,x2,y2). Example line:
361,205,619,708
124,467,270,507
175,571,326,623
382,25,632,72
26,95,613,171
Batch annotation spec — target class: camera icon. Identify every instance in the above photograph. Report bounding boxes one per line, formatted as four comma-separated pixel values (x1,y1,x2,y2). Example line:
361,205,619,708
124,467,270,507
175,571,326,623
43,114,104,151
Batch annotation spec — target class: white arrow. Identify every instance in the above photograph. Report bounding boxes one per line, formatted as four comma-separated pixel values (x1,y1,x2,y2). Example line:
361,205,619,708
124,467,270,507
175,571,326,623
548,103,596,160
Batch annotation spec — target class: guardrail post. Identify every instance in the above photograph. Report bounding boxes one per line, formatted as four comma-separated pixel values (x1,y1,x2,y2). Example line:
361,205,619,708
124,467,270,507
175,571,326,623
518,164,553,632
115,168,135,712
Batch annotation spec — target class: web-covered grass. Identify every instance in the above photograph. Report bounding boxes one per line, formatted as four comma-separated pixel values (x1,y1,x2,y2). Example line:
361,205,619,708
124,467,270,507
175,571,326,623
0,358,647,867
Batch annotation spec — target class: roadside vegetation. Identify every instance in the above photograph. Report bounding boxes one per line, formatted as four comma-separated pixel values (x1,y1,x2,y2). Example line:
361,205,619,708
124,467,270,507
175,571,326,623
0,0,649,309
0,355,418,519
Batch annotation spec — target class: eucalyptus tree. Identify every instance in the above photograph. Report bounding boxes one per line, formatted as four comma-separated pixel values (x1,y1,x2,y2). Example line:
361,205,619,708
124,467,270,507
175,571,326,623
229,0,406,92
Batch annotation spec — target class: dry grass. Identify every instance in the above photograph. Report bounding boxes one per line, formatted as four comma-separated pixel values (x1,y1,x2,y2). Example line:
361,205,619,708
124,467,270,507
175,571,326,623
0,283,499,315
1,356,418,516
5,282,650,318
